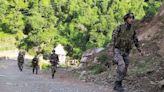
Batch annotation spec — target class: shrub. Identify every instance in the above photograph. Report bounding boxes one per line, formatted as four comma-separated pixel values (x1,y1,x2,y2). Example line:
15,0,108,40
39,60,51,70
89,64,107,75
97,54,110,65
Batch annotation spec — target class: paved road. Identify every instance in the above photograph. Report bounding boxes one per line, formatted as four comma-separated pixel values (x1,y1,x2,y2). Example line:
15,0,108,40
0,59,114,92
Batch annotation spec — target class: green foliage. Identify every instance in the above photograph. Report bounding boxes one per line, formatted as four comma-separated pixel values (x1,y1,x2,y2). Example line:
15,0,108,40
41,64,50,70
89,64,107,75
16,31,24,41
39,60,51,70
97,54,109,65
28,48,37,55
144,0,163,17
0,32,17,51
0,0,163,58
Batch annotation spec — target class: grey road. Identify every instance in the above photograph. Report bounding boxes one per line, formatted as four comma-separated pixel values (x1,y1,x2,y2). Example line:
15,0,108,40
0,59,114,92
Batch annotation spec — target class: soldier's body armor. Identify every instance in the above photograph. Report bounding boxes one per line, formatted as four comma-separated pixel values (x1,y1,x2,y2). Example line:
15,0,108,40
18,54,24,63
50,53,58,65
115,24,135,53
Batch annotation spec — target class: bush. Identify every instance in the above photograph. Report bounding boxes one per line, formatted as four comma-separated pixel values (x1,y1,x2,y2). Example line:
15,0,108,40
89,64,107,75
16,31,24,41
39,60,51,70
144,1,162,17
28,48,37,56
0,32,17,51
97,54,109,65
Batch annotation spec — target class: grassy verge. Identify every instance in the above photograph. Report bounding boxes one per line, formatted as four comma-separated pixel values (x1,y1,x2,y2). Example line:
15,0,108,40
0,32,17,51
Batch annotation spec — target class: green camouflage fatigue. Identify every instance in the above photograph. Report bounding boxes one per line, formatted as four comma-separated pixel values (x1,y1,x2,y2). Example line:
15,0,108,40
112,23,141,81
49,53,59,78
17,51,25,71
32,55,39,74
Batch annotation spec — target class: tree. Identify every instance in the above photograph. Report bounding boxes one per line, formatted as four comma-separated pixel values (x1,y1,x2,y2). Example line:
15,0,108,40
0,0,162,58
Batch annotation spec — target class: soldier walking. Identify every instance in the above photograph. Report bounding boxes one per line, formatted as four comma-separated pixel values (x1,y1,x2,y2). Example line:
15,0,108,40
49,50,59,79
17,50,25,71
32,53,39,74
112,13,143,91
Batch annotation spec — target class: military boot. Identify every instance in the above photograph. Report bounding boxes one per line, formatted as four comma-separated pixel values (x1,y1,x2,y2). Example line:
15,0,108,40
113,81,124,92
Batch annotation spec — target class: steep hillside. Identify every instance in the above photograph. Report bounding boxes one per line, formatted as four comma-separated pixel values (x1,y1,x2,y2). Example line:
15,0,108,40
75,2,164,92
125,2,164,92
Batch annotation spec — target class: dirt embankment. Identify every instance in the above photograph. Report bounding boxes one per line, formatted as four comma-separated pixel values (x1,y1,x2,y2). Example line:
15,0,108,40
74,2,164,92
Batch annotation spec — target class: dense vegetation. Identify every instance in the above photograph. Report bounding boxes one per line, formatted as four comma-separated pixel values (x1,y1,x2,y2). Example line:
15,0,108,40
0,0,163,59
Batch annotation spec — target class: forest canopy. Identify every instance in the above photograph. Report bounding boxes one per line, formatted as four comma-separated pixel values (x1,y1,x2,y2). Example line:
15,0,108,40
0,0,163,58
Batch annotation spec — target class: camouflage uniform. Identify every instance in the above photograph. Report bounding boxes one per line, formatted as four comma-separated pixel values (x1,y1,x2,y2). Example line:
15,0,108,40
50,52,59,65
112,23,141,81
49,52,59,78
17,51,25,71
32,55,39,74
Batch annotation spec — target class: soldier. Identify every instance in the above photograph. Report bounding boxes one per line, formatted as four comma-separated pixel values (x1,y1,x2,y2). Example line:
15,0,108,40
112,13,143,91
32,53,39,74
49,50,59,79
17,50,25,71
